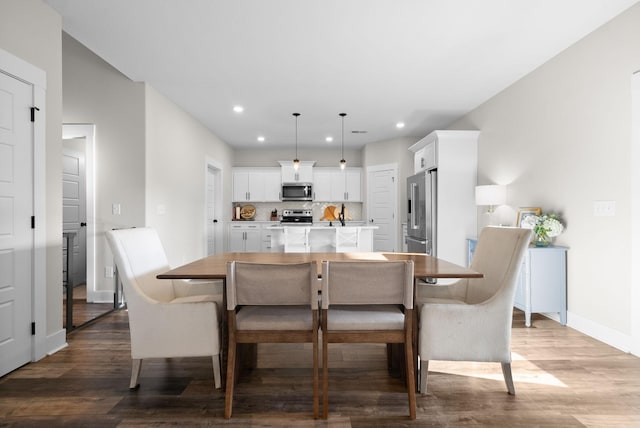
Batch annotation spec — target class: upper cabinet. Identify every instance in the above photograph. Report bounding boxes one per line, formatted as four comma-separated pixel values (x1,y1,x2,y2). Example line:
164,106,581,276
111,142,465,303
408,130,479,174
279,160,315,183
232,168,281,202
313,167,362,202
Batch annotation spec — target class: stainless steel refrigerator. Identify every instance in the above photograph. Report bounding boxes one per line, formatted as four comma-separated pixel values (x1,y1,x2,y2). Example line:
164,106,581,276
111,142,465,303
406,170,437,255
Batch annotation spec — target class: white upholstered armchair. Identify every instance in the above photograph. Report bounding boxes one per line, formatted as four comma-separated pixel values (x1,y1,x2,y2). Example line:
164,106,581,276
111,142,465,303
417,226,532,395
105,227,223,390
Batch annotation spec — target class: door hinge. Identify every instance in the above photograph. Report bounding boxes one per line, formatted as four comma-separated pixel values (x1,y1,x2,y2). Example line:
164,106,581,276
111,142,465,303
31,216,35,229
31,322,36,335
30,106,40,122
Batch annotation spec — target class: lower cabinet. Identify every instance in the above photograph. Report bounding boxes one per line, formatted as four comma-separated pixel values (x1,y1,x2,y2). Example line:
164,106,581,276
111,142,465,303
467,239,567,327
228,224,261,252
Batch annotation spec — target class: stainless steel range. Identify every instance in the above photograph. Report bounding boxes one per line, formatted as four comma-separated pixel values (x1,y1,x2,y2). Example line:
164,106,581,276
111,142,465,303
281,209,313,224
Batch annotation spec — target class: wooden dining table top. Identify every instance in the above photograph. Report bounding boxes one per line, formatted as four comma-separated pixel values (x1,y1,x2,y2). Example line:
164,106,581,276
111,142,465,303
157,252,483,280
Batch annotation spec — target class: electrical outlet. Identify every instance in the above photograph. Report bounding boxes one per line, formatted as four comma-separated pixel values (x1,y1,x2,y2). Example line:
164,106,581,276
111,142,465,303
593,200,615,217
112,203,121,215
104,266,114,278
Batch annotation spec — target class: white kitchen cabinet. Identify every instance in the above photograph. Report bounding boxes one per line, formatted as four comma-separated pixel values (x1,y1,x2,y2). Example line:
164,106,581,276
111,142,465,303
260,224,279,252
343,169,361,201
228,223,261,252
467,239,567,327
279,160,314,183
312,167,361,202
412,143,436,174
313,169,332,201
232,168,280,202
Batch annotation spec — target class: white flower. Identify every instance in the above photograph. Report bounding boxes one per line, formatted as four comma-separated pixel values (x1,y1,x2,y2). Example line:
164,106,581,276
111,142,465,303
522,213,564,239
542,216,564,237
520,215,539,229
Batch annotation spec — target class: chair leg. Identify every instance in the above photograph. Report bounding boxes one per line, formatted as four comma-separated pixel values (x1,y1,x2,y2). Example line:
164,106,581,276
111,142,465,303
322,325,329,419
212,355,222,389
501,362,516,395
404,337,417,420
129,358,142,390
419,360,429,395
313,329,319,419
224,335,237,418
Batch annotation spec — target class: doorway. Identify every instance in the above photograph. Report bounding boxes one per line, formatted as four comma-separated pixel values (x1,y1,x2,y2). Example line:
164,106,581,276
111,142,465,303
366,164,398,252
61,124,111,330
206,159,224,255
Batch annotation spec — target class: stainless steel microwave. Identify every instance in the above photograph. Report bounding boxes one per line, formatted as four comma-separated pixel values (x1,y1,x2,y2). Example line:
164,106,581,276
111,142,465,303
281,183,313,201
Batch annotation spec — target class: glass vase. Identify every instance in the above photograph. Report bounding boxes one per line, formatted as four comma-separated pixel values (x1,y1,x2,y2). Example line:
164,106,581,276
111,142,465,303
534,233,551,247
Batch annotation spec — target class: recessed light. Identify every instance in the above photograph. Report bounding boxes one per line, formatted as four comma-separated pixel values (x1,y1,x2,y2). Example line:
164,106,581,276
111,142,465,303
326,137,333,143
233,106,244,113
396,122,405,129
257,136,265,142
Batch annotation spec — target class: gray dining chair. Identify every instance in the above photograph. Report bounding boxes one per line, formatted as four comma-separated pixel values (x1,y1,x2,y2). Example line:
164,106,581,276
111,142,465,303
321,260,416,420
225,261,319,419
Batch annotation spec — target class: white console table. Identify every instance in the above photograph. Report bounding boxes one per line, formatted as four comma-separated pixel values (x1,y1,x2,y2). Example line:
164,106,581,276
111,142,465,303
467,238,567,327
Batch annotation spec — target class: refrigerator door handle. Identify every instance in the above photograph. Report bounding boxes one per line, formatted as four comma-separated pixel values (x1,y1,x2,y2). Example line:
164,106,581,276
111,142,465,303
409,182,418,229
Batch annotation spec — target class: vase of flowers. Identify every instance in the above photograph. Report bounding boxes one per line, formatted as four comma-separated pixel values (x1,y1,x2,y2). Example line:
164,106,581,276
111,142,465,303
520,213,564,247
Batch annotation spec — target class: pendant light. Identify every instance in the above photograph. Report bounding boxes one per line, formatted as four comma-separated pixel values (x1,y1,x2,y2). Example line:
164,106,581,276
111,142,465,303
339,113,347,169
292,112,300,170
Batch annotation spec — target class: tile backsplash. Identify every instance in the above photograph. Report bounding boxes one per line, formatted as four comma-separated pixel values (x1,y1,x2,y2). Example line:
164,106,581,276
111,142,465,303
233,202,363,223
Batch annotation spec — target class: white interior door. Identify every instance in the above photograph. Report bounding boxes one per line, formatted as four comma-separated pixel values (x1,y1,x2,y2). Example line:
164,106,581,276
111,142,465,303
367,165,398,252
0,71,33,377
62,141,87,287
206,161,223,256
206,166,216,255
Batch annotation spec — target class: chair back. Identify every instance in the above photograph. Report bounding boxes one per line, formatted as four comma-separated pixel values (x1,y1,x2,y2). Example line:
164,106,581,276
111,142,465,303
321,261,414,309
226,261,318,309
106,227,176,305
465,226,532,305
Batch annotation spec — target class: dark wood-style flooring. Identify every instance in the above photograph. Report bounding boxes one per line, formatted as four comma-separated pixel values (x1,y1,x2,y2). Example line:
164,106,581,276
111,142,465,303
63,283,114,330
1,309,639,427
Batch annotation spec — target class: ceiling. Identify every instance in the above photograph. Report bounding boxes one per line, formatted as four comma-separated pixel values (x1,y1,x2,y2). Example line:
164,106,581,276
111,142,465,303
45,0,639,149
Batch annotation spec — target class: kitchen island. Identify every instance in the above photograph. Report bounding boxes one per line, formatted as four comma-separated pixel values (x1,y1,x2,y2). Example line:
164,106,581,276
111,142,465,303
268,224,378,252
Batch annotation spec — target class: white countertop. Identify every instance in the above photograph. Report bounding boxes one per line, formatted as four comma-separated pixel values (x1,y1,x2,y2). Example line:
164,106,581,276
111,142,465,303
269,224,378,229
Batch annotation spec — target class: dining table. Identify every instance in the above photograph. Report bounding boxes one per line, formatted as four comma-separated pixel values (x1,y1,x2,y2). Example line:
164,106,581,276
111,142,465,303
157,251,483,389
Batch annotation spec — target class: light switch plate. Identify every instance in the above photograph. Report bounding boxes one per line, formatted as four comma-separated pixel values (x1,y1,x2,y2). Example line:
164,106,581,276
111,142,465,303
593,200,615,217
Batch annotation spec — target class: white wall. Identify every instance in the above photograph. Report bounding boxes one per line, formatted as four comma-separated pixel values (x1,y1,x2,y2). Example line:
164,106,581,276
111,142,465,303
61,32,146,298
144,85,234,266
0,0,63,336
450,4,640,349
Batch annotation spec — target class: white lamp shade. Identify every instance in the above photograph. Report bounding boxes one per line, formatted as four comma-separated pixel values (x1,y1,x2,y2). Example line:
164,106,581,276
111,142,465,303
475,184,507,206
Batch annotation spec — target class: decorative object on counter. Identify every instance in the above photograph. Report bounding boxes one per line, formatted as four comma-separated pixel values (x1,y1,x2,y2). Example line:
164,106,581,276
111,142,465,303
339,113,347,169
520,212,564,247
320,205,352,226
292,112,300,170
270,209,278,221
240,205,256,220
320,205,337,226
234,205,241,220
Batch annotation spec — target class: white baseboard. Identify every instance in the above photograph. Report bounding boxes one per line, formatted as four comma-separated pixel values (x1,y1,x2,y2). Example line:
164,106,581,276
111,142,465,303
91,290,115,304
567,311,631,353
45,328,68,358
